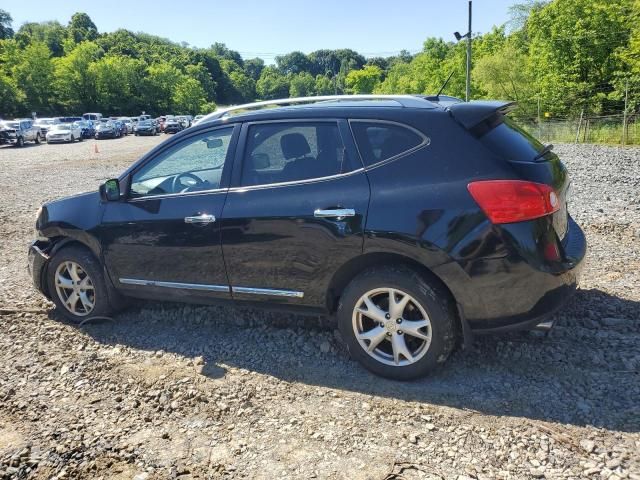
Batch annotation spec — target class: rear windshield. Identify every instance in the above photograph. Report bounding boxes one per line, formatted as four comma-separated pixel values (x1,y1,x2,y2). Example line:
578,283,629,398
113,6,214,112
480,116,545,162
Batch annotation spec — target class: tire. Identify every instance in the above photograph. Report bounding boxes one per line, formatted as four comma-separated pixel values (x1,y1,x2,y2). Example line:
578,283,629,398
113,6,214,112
337,266,456,380
16,136,24,147
46,245,116,323
78,136,83,142
70,135,75,143
35,133,41,144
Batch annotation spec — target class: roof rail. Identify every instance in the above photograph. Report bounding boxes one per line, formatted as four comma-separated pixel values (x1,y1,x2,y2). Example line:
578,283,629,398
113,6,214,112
199,94,435,123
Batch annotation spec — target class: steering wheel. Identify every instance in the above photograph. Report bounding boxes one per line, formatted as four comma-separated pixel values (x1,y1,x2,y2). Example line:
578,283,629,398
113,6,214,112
172,172,205,193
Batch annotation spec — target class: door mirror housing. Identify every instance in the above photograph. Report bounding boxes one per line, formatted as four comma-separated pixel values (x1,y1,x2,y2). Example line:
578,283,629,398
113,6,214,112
204,138,223,149
100,178,121,201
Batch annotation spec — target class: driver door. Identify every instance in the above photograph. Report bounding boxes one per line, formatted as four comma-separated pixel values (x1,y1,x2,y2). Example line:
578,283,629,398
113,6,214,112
100,125,239,301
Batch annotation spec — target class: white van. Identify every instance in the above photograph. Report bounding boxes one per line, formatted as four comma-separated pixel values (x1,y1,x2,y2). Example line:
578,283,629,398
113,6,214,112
82,113,103,121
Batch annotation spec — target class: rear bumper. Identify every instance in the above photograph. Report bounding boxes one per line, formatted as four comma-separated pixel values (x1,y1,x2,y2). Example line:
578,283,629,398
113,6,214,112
463,216,586,333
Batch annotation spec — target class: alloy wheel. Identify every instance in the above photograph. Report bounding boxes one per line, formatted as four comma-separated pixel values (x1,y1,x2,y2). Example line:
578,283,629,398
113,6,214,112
352,288,432,367
54,261,95,316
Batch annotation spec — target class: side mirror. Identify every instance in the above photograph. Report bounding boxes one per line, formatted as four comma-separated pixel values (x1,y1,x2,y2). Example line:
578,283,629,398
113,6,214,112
205,138,223,149
100,178,121,201
251,153,270,169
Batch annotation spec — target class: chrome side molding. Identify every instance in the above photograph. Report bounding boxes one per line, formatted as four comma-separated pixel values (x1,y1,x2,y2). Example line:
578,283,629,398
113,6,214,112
118,278,303,298
232,286,304,298
119,278,229,292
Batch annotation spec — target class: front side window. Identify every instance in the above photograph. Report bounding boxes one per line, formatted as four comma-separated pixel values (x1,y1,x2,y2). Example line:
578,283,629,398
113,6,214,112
241,122,346,187
130,127,233,197
351,122,424,166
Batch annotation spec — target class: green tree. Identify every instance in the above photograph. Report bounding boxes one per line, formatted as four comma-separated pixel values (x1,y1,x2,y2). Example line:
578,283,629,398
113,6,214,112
54,41,102,112
314,74,335,95
229,70,256,101
276,51,311,75
173,77,207,114
15,21,67,56
13,42,54,114
256,66,290,99
289,72,315,97
244,57,264,81
0,71,23,115
68,12,98,44
143,61,182,113
92,55,144,114
345,65,382,93
0,9,13,39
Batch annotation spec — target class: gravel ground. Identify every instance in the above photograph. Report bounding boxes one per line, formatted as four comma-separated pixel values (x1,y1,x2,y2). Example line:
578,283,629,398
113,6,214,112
0,138,638,480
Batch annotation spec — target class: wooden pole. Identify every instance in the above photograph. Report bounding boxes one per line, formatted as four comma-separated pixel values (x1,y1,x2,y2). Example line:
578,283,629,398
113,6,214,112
575,108,584,144
622,78,629,145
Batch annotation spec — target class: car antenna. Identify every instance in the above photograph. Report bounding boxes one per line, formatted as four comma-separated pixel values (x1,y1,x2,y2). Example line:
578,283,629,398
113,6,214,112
435,70,455,99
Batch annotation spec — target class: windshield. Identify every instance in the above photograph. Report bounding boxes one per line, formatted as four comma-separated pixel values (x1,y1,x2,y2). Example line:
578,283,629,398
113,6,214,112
52,124,72,131
480,116,546,162
3,122,19,129
35,119,54,125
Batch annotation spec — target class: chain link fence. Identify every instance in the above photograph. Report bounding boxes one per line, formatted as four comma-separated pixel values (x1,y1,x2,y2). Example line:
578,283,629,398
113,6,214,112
518,114,640,145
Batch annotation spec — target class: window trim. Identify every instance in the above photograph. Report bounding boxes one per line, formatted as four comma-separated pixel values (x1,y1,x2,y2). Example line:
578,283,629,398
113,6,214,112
126,124,238,201
348,119,430,170
233,118,356,190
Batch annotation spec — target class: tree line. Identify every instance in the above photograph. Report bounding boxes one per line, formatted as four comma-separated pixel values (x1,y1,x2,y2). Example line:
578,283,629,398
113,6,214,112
0,0,637,118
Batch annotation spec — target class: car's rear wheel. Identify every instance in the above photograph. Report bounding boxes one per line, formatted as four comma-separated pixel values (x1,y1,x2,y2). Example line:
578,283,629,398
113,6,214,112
70,135,75,143
337,266,456,380
35,133,41,144
46,245,115,323
16,136,24,147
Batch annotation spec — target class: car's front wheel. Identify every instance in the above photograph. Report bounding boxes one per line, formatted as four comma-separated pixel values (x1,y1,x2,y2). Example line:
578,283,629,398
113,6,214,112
46,245,115,323
35,133,41,144
337,266,456,380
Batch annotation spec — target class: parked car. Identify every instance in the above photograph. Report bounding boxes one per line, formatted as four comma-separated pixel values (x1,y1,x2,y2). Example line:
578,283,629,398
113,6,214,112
192,115,204,125
34,118,60,138
28,95,586,380
83,113,103,121
163,117,184,134
0,119,41,147
118,117,134,134
113,120,127,137
134,119,158,136
57,116,83,124
94,121,119,139
46,123,83,143
156,116,167,132
75,120,95,139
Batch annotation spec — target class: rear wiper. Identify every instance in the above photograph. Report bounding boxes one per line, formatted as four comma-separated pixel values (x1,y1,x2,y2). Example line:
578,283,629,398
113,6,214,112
533,143,553,162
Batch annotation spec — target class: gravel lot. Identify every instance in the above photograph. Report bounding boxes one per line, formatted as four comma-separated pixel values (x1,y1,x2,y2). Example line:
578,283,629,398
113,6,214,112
0,137,639,479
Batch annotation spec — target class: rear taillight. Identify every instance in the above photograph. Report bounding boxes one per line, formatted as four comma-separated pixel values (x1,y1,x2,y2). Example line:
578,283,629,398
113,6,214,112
467,180,559,224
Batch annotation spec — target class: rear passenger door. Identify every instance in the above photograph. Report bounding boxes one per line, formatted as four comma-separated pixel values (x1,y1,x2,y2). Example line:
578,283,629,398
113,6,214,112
220,119,370,308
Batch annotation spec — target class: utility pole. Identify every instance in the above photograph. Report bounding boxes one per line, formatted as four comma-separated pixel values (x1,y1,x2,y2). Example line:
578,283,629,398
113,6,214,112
622,78,629,145
466,0,472,102
537,95,542,139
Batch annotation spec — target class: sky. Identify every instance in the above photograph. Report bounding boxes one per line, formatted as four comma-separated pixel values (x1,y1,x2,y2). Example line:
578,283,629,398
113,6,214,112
7,0,515,62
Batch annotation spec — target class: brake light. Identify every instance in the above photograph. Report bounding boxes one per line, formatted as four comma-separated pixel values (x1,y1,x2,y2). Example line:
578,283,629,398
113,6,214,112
467,180,560,224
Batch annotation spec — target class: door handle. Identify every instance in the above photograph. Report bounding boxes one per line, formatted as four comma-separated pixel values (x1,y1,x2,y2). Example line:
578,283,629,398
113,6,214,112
184,214,216,224
314,208,356,219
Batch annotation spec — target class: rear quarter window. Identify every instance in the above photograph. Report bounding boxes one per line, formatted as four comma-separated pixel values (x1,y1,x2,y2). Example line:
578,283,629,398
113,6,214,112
480,116,545,162
350,121,425,166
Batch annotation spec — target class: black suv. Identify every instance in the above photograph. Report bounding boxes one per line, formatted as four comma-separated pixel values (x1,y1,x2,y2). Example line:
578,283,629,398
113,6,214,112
28,95,586,380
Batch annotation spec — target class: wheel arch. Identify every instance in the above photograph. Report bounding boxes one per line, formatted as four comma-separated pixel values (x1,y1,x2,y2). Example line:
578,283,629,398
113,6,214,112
326,251,471,346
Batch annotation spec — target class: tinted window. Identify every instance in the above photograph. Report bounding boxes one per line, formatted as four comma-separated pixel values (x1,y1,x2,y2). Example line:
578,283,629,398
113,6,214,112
480,116,545,162
351,122,423,166
130,127,233,197
241,122,345,187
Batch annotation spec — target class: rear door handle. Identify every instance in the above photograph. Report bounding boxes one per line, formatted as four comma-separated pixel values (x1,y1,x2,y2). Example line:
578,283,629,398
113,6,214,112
184,214,216,224
314,208,356,219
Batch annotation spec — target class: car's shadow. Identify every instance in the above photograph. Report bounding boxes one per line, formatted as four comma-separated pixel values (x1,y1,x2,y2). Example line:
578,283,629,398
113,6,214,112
65,288,639,432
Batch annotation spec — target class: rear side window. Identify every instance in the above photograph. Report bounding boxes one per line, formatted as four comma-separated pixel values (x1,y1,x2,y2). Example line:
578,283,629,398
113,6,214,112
351,121,424,166
241,122,346,187
480,116,545,162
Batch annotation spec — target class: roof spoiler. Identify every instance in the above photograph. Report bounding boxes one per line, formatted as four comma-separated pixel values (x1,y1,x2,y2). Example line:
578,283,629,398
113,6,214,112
447,101,517,130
